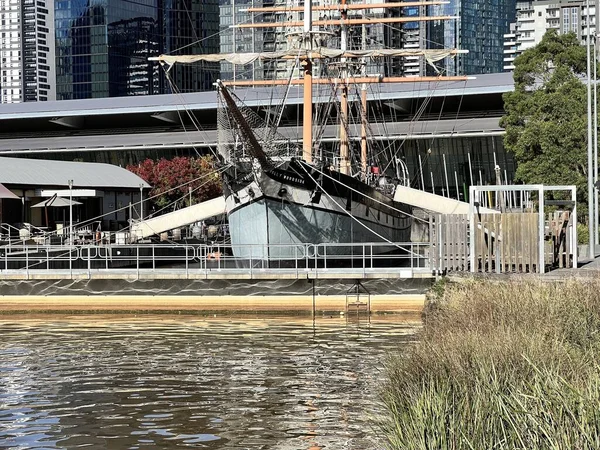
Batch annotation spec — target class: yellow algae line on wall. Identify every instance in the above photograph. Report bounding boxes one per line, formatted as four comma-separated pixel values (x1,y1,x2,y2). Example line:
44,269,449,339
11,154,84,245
0,294,425,313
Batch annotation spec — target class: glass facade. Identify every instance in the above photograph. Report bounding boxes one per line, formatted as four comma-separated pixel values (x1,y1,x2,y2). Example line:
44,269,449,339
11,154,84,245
55,0,219,100
428,0,516,75
219,0,258,81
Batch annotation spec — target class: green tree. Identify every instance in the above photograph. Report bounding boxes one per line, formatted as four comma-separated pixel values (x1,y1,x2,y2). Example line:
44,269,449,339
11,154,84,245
501,30,591,212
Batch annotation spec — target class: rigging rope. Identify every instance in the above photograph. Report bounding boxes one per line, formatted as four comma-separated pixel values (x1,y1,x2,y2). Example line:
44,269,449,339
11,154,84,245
298,164,419,256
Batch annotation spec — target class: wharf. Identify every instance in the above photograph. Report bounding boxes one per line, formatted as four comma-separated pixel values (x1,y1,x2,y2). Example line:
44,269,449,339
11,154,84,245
0,275,430,315
0,267,433,281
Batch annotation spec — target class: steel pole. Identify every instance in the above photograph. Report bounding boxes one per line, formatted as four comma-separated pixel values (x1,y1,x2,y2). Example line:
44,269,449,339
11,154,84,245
594,36,599,244
140,184,144,220
587,0,595,259
69,179,73,245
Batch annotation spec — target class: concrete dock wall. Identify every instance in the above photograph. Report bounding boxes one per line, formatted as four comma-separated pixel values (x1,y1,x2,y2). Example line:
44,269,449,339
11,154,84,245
0,278,430,314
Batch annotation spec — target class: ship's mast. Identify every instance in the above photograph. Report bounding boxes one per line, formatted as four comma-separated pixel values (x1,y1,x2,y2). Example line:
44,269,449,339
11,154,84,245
339,0,349,175
302,0,313,164
150,1,470,172
360,24,368,179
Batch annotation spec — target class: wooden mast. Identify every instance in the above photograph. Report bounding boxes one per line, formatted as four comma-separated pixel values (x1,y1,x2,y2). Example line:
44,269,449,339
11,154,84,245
360,24,368,179
339,0,349,175
303,0,313,163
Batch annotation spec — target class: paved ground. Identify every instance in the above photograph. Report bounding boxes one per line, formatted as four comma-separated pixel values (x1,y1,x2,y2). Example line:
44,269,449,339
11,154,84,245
541,256,600,280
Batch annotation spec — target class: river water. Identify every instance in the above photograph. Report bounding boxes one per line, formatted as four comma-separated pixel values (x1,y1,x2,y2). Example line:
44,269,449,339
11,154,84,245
0,314,419,449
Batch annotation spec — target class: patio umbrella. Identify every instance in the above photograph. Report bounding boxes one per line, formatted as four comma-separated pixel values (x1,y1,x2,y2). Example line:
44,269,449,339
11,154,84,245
32,196,82,231
0,183,19,226
31,197,82,208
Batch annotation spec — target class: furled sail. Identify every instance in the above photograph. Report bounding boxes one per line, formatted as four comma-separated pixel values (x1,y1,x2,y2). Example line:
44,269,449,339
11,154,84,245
151,48,462,69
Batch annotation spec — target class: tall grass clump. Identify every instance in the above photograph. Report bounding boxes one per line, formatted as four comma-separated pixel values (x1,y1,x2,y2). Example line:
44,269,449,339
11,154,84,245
381,279,600,450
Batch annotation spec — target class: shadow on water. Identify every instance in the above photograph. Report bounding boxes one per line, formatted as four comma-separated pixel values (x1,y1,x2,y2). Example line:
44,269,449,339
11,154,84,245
0,315,419,449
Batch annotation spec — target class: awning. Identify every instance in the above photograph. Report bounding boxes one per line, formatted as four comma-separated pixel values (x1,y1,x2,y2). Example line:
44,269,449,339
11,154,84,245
0,183,19,200
31,197,82,208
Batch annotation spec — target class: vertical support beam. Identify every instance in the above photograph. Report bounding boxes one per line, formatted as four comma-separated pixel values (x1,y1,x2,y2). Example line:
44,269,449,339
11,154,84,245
572,185,578,268
339,0,349,175
467,152,474,186
469,186,476,272
454,171,460,200
587,0,595,260
340,88,349,174
418,153,425,190
303,62,313,163
360,86,368,178
594,35,599,246
443,153,450,197
69,179,73,244
140,184,144,220
302,0,313,164
69,179,73,278
538,186,545,274
361,23,368,179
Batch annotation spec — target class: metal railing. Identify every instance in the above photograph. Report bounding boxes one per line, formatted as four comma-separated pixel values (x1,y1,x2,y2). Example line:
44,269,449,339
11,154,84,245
0,241,432,279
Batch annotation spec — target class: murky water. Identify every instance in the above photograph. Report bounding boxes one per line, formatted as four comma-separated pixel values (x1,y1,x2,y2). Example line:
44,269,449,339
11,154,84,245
0,314,419,449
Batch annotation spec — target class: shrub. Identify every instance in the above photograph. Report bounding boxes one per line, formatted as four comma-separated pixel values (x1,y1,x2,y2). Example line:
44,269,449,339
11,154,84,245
380,279,600,450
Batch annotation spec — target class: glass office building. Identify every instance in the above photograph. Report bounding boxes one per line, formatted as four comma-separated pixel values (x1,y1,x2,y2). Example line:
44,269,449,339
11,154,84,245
428,0,516,75
55,0,219,99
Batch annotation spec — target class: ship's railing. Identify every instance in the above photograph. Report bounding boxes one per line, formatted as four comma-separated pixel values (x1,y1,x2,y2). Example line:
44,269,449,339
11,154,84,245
0,241,431,278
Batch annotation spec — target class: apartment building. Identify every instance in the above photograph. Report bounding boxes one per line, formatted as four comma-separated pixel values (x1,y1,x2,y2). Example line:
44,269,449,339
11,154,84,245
504,0,597,71
0,0,55,103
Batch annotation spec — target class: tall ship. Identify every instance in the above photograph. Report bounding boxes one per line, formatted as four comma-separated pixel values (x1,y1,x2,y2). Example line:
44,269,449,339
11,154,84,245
151,0,467,261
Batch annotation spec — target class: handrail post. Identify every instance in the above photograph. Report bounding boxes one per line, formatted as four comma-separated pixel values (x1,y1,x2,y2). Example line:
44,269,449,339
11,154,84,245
26,246,29,280
88,247,91,278
305,244,309,271
362,244,365,277
538,185,545,274
136,245,140,280
152,245,155,271
204,245,208,278
186,246,189,279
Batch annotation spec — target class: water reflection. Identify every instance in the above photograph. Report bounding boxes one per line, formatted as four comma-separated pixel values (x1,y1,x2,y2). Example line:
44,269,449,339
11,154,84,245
0,315,419,449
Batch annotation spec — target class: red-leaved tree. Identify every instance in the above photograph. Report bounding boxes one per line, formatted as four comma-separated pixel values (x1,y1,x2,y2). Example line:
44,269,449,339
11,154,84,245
127,156,222,212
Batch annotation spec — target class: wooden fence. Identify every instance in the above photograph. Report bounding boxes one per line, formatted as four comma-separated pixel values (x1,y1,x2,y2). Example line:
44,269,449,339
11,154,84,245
430,214,469,273
430,211,575,274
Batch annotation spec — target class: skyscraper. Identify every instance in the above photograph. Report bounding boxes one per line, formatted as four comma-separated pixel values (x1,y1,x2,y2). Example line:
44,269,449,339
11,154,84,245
428,0,517,75
54,0,219,100
1,0,55,103
503,0,596,71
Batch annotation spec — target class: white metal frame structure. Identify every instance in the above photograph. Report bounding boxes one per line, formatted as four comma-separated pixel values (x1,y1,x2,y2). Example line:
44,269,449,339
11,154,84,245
469,184,578,274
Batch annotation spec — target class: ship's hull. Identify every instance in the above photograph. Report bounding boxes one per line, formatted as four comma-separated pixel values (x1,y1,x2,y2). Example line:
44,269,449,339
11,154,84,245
224,160,412,260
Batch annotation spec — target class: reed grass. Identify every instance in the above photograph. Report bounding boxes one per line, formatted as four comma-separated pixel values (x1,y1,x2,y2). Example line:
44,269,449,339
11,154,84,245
381,278,600,450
